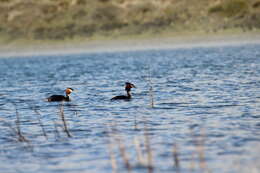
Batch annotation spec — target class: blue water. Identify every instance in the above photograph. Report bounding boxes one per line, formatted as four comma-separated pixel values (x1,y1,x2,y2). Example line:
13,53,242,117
0,44,260,173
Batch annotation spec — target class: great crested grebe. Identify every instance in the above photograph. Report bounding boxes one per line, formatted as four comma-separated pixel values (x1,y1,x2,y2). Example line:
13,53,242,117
111,82,136,100
47,88,74,102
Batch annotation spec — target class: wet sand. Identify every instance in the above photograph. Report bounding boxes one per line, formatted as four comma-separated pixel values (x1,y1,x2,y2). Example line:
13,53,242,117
0,32,260,58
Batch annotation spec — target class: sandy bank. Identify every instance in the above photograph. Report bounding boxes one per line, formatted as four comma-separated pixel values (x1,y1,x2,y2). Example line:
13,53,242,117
0,32,260,58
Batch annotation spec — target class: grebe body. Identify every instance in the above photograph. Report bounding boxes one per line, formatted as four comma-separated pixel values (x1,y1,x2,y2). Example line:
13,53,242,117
111,95,131,100
47,88,74,102
111,82,136,100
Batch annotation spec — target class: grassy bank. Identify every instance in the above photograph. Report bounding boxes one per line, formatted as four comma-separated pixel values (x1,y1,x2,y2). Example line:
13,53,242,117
0,0,260,42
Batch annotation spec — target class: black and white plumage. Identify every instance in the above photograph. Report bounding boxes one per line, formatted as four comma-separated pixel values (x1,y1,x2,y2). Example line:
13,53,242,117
47,88,74,102
111,82,136,100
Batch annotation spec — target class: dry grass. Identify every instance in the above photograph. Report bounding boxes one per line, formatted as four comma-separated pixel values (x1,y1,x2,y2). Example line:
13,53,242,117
104,117,214,173
0,0,259,41
0,101,234,173
106,122,156,172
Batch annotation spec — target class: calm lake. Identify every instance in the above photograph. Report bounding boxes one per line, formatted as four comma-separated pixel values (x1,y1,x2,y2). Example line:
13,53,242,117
0,43,260,173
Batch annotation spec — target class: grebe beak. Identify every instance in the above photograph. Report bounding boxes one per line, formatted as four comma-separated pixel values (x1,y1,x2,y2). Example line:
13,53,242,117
131,84,136,88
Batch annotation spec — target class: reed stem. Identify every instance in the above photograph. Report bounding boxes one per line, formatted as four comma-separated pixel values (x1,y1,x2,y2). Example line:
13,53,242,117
117,136,131,172
144,124,153,173
134,136,145,165
172,143,180,172
59,102,72,138
34,109,48,140
107,127,118,173
14,105,28,142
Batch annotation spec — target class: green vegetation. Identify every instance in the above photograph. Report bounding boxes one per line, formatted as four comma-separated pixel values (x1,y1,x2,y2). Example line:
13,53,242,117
0,0,260,41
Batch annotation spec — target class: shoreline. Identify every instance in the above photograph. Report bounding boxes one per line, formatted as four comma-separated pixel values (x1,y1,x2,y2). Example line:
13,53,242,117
0,31,260,58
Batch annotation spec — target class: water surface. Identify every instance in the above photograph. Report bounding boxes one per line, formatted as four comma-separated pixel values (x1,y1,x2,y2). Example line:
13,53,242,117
0,44,260,173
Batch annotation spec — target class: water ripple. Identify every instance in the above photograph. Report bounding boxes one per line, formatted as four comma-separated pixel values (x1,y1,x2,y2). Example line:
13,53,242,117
0,44,260,173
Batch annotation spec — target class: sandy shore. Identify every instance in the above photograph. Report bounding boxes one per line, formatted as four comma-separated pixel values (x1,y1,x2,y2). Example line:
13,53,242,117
0,32,260,58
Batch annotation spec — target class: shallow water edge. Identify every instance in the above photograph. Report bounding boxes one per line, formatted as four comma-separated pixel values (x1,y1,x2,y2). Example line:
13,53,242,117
0,32,260,58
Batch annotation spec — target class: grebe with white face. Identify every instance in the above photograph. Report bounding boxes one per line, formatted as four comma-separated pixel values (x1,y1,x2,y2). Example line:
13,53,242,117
47,88,74,102
111,82,136,100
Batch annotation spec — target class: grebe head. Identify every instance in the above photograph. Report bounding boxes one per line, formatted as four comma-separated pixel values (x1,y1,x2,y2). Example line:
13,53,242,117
125,82,136,92
65,88,74,95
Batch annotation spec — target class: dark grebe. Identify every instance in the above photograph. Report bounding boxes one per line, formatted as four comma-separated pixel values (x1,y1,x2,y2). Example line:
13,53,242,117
47,88,74,102
111,82,136,100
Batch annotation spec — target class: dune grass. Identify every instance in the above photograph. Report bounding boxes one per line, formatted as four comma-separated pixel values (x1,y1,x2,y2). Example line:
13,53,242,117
0,0,259,42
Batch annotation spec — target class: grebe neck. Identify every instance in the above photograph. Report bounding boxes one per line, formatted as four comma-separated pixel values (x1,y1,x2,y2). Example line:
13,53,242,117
65,94,70,100
126,91,131,98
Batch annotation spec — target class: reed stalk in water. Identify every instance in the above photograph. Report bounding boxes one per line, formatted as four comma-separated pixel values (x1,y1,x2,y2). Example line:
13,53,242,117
172,143,180,172
145,63,155,108
134,115,138,131
189,149,196,172
107,123,131,172
14,105,29,143
190,127,209,173
148,65,154,108
59,102,72,137
149,85,154,108
33,109,48,140
1,118,23,142
117,135,131,172
144,124,153,173
133,136,146,166
26,103,48,140
107,125,118,173
196,128,207,172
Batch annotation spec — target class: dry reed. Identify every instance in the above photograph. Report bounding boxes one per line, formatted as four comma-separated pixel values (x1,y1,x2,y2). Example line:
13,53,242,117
1,118,21,141
134,115,138,131
146,63,155,108
26,103,48,140
196,128,207,172
172,143,180,172
53,120,61,140
189,149,196,172
59,102,72,138
191,127,209,173
106,124,118,173
133,136,146,166
108,140,118,173
149,85,154,108
144,124,153,173
107,123,132,173
14,105,29,143
33,109,48,140
117,135,131,172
